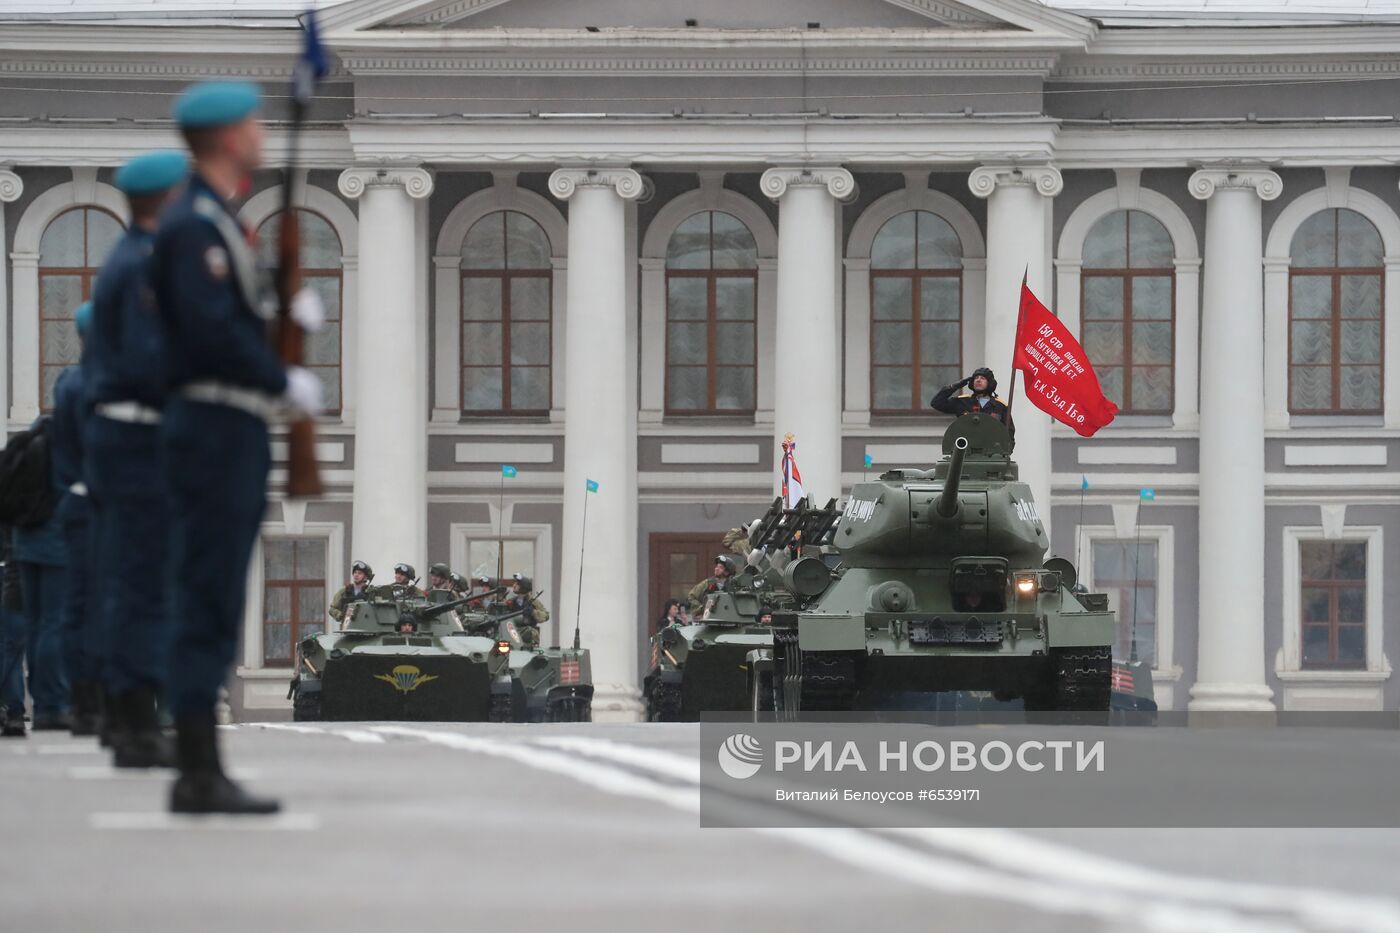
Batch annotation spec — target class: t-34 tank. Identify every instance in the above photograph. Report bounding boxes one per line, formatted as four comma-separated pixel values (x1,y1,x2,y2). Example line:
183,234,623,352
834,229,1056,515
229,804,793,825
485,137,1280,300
643,499,841,721
756,414,1115,715
290,586,510,721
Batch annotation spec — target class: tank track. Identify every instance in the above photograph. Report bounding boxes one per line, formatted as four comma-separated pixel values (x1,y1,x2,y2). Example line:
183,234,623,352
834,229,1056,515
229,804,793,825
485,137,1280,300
1025,646,1111,714
487,692,512,723
292,687,321,722
773,628,860,715
645,681,683,722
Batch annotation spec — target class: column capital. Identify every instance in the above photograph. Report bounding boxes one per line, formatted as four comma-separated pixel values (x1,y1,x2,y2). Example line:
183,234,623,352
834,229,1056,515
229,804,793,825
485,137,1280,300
548,166,644,201
337,165,434,201
1188,167,1282,202
0,169,21,203
759,165,856,202
968,164,1062,199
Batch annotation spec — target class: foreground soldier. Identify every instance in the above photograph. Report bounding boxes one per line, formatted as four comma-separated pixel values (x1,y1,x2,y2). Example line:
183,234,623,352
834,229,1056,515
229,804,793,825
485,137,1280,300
328,560,373,622
502,573,549,647
87,151,188,766
686,555,739,616
154,81,321,814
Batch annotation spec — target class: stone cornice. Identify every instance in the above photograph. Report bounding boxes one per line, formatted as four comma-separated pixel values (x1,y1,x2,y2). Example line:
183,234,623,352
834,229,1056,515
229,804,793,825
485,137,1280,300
547,167,644,201
759,166,857,202
968,164,1063,198
1187,168,1283,202
337,166,434,200
0,170,21,203
1052,56,1400,83
392,0,999,29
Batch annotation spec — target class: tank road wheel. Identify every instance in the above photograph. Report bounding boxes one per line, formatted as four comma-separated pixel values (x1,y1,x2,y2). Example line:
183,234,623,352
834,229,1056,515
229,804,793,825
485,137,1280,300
547,693,592,723
292,684,321,722
800,651,860,712
488,691,513,723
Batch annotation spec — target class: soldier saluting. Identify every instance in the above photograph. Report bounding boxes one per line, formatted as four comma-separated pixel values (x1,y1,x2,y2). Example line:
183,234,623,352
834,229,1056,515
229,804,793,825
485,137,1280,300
153,81,322,815
931,367,1015,444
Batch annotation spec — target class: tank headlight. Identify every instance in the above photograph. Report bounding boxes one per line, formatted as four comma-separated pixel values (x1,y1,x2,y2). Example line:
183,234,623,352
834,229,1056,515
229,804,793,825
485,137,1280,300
495,640,511,655
1015,576,1037,597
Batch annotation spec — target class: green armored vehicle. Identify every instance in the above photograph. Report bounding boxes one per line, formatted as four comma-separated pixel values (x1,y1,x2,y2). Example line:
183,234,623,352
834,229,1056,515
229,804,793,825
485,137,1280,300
751,414,1115,715
643,500,840,721
460,607,595,723
290,585,510,721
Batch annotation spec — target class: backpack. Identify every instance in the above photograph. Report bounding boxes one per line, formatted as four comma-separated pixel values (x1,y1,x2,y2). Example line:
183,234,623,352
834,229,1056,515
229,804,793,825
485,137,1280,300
0,418,59,530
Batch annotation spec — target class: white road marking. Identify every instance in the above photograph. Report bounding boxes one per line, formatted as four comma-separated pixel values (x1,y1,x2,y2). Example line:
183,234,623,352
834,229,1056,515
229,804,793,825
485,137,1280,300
91,812,318,831
68,767,260,781
333,729,386,744
246,723,325,735
37,744,101,755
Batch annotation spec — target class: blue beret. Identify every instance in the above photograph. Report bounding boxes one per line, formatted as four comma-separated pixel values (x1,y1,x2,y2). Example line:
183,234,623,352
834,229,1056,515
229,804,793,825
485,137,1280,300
173,80,261,129
114,150,188,195
74,301,93,336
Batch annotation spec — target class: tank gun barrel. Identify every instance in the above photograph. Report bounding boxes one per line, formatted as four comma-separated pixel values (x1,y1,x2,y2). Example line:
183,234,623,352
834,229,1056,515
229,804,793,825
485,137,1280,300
936,435,970,519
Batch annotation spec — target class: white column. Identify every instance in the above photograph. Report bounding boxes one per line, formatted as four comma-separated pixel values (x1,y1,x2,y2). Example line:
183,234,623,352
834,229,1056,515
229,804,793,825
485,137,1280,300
338,166,434,575
1172,257,1203,429
1262,256,1292,430
549,167,644,721
638,256,667,423
0,169,21,428
968,165,1062,535
431,254,461,422
841,256,872,426
760,166,853,502
1187,167,1281,715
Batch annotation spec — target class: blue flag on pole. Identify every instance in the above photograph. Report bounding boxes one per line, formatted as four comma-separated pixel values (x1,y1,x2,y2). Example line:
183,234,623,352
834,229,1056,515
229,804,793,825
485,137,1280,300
863,454,874,469
1081,475,1090,491
293,10,329,105
502,465,517,478
1139,487,1156,501
586,479,599,493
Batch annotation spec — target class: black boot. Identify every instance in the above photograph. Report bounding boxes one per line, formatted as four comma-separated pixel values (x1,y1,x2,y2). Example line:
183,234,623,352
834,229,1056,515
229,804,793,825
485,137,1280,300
98,687,123,749
1,708,24,738
70,681,101,737
112,688,176,769
169,714,280,815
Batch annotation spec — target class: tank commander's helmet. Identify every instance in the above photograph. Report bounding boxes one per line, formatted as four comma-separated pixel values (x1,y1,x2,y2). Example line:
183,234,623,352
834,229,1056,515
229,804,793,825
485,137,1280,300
512,572,534,592
394,563,416,580
714,555,740,577
352,560,373,580
971,367,997,394
428,562,451,579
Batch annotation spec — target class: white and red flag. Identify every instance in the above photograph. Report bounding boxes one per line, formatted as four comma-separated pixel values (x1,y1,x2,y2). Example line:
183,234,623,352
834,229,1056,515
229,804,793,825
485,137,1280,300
780,434,806,508
1012,281,1119,437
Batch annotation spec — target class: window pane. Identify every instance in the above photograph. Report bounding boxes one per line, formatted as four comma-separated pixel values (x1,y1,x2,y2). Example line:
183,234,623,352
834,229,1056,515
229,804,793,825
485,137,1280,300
921,366,960,404
1300,587,1331,623
464,368,503,410
463,278,503,322
1337,587,1365,624
463,323,503,364
714,366,755,410
42,320,80,367
1130,276,1172,320
1339,321,1380,365
510,321,550,366
40,210,86,266
872,322,912,366
920,321,960,367
1131,321,1173,366
920,277,960,321
711,212,758,270
871,213,916,269
1083,277,1123,321
264,586,291,623
298,622,323,645
264,539,295,579
667,276,706,321
505,540,535,579
715,277,755,321
1300,542,1332,580
1339,367,1381,409
1083,322,1124,366
873,367,912,411
1291,211,1336,268
1290,366,1332,411
295,538,325,579
265,622,291,662
872,276,913,322
305,322,340,366
300,211,340,269
1290,320,1332,365
916,212,961,269
1130,367,1172,412
307,275,341,321
505,212,550,269
510,277,550,321
1083,211,1127,269
1302,624,1330,665
1290,276,1331,319
1337,626,1365,663
715,322,754,365
1127,210,1173,268
87,210,122,262
314,368,341,412
1335,543,1366,580
667,366,706,410
667,322,708,365
510,367,550,411
40,368,63,411
1093,541,1126,579
41,275,83,319
298,586,326,625
1336,209,1382,267
667,213,711,270
463,213,505,269
1097,367,1123,407
1340,275,1381,319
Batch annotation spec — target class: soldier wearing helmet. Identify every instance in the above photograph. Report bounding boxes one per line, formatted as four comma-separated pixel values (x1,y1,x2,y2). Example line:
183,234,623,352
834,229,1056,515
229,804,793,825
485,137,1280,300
427,562,454,592
502,573,549,647
686,555,740,616
390,563,425,597
931,367,1015,444
328,560,374,623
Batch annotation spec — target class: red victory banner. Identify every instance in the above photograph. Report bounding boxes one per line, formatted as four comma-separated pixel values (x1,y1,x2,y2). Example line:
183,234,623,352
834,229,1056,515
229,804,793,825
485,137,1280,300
1012,281,1119,437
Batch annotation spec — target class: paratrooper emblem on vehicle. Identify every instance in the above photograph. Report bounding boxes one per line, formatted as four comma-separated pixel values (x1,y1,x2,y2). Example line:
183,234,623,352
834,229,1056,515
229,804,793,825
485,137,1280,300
373,664,439,695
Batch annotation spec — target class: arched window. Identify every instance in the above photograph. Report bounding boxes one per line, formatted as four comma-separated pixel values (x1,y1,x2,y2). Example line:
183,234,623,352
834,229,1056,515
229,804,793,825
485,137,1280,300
1288,208,1383,414
1081,209,1175,414
665,211,758,414
39,206,123,409
869,210,962,413
461,210,552,414
257,209,344,414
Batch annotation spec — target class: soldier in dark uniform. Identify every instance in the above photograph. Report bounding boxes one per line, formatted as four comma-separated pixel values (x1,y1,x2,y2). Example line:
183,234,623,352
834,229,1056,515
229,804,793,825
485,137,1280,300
51,302,98,737
930,367,1015,444
686,556,739,616
85,150,189,765
153,82,322,814
328,560,373,623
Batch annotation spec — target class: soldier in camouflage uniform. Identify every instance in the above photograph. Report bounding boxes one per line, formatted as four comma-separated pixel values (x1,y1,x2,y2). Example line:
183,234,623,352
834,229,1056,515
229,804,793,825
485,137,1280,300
502,573,549,648
328,560,373,623
721,526,752,559
427,562,455,593
686,555,739,616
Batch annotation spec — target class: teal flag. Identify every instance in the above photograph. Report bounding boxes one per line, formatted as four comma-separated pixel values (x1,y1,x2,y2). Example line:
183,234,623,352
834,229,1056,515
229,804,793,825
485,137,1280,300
502,465,518,478
1139,487,1156,501
863,454,874,469
1081,475,1090,491
586,479,599,493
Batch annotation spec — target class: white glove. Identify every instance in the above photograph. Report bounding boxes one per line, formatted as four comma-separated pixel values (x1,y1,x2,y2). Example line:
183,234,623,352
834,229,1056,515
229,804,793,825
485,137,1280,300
284,366,323,416
290,287,325,333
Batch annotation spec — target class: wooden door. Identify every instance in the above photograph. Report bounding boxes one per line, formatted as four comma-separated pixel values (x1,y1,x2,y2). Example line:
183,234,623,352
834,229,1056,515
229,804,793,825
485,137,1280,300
647,534,722,635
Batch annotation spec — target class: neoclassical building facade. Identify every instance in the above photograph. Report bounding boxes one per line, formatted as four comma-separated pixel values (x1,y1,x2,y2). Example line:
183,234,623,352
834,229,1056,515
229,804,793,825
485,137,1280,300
2,0,1399,719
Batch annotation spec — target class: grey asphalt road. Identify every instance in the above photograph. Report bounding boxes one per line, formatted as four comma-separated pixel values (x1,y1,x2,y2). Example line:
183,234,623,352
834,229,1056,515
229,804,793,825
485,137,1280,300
3,722,1399,933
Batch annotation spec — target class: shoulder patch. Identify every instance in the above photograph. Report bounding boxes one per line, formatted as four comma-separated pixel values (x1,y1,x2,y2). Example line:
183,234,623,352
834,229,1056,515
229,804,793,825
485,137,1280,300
204,245,230,281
